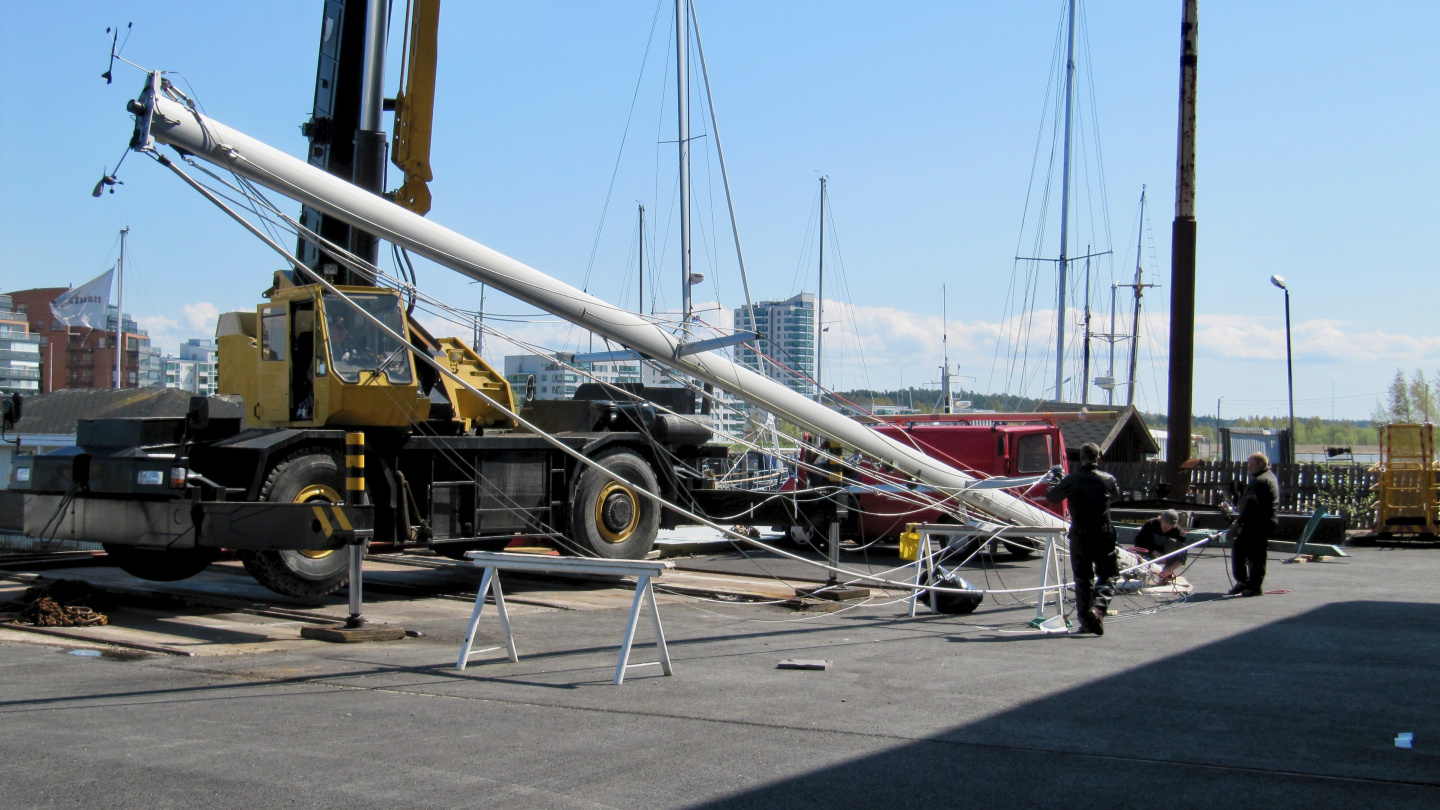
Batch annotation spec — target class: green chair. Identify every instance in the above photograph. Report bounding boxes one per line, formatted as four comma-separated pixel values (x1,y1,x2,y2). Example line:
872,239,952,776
1289,509,1327,562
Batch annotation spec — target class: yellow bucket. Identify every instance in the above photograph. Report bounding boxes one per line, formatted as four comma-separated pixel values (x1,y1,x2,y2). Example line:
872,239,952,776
899,525,921,561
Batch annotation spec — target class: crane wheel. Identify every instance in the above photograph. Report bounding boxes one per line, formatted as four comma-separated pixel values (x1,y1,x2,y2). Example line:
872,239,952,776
238,449,351,597
570,449,660,559
102,544,219,582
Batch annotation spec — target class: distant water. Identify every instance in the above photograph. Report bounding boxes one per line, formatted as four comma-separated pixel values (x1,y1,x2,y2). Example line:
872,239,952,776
1294,453,1379,464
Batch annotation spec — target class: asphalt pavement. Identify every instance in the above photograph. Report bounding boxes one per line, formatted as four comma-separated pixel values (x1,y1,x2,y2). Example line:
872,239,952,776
1,542,1436,808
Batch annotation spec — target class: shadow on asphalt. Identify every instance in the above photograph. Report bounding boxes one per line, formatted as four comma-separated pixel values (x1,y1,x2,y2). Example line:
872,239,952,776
690,600,1440,808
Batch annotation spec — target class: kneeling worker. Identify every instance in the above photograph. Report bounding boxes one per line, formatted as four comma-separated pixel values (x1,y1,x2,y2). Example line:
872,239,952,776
1135,509,1187,582
1045,442,1120,635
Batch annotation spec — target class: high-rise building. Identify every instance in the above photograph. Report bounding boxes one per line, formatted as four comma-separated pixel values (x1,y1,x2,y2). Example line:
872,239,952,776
734,292,815,399
0,295,42,396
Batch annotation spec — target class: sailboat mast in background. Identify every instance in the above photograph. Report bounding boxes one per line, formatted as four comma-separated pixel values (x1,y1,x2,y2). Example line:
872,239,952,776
1125,188,1152,406
941,286,953,413
114,226,128,389
638,202,645,314
676,0,692,337
816,175,827,403
1053,0,1077,402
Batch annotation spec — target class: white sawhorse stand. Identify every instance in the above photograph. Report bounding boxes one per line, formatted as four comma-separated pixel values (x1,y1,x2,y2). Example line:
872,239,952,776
456,552,676,685
905,522,1068,620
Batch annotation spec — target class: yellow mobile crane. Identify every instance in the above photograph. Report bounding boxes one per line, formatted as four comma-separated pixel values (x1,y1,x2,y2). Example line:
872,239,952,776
19,1,833,597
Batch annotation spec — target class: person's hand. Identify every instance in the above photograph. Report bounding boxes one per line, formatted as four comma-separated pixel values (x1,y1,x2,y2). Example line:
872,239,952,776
1048,464,1064,481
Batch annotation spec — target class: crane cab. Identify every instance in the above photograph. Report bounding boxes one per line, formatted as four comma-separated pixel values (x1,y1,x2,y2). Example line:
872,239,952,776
217,281,430,429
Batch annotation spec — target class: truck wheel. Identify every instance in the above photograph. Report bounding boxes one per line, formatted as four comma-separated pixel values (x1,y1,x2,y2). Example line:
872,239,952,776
103,544,219,582
238,450,350,598
570,449,660,559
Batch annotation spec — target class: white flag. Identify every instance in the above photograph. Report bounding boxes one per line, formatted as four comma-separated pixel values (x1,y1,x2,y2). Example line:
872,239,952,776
50,268,114,329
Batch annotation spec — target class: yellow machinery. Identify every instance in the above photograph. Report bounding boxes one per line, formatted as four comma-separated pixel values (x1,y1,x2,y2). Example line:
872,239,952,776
390,0,440,216
1374,423,1438,535
218,276,513,431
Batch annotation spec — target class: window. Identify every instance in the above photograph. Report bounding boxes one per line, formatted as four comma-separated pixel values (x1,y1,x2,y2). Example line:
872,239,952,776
321,292,413,384
1015,434,1053,474
260,305,286,361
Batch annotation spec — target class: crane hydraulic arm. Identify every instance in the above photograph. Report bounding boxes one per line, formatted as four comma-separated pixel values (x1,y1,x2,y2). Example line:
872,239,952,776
389,0,440,215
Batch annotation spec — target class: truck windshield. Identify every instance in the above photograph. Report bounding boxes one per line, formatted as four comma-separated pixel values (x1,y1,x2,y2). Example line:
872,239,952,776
322,292,414,385
1015,434,1053,474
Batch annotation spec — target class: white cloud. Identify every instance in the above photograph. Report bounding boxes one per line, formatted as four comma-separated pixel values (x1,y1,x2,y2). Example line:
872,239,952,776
137,302,222,355
183,302,220,331
410,296,1437,419
1189,315,1440,364
139,314,180,333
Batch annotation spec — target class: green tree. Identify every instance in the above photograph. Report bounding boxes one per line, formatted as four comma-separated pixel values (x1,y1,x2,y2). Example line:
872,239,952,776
1408,369,1437,423
1373,369,1413,423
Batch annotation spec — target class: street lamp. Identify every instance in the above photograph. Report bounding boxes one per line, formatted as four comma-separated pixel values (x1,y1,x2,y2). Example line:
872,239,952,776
1270,275,1295,452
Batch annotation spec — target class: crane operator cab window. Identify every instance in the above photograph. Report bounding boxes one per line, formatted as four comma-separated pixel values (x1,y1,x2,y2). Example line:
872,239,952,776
322,292,414,385
259,305,287,361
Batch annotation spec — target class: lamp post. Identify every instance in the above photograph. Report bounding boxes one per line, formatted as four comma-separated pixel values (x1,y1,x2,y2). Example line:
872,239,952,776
1270,275,1295,449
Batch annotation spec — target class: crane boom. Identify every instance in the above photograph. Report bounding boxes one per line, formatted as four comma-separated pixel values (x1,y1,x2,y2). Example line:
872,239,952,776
128,77,1065,531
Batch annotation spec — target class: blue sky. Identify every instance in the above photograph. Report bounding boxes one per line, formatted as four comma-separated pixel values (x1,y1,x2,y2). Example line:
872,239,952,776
1,1,1435,420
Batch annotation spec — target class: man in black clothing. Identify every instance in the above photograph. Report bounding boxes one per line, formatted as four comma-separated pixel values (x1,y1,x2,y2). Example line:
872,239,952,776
1228,451,1280,596
1046,442,1120,635
1135,509,1187,581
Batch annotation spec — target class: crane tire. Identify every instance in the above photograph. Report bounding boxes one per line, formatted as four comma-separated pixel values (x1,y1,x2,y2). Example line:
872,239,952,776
570,449,660,559
238,449,350,598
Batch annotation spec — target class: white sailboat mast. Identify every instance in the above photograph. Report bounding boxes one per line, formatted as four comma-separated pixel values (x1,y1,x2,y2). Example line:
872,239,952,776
816,175,826,402
1127,187,1147,406
1054,0,1077,402
676,0,692,337
114,226,128,389
942,285,952,413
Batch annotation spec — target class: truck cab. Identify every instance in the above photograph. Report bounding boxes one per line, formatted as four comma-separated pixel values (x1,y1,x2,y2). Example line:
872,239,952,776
792,420,1068,546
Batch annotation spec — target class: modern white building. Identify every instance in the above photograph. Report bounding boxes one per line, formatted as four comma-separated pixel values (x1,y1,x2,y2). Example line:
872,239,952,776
501,351,758,441
705,390,751,442
734,293,816,399
504,352,672,402
163,339,218,396
0,294,42,396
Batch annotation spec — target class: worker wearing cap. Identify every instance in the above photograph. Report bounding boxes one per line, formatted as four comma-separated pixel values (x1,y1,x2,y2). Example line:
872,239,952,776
1045,442,1121,635
1135,509,1187,583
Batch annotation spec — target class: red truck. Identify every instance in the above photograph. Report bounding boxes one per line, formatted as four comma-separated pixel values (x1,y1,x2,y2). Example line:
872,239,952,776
790,414,1069,555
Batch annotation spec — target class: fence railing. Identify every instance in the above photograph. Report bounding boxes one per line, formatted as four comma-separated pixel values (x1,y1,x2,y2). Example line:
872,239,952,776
1107,459,1378,524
